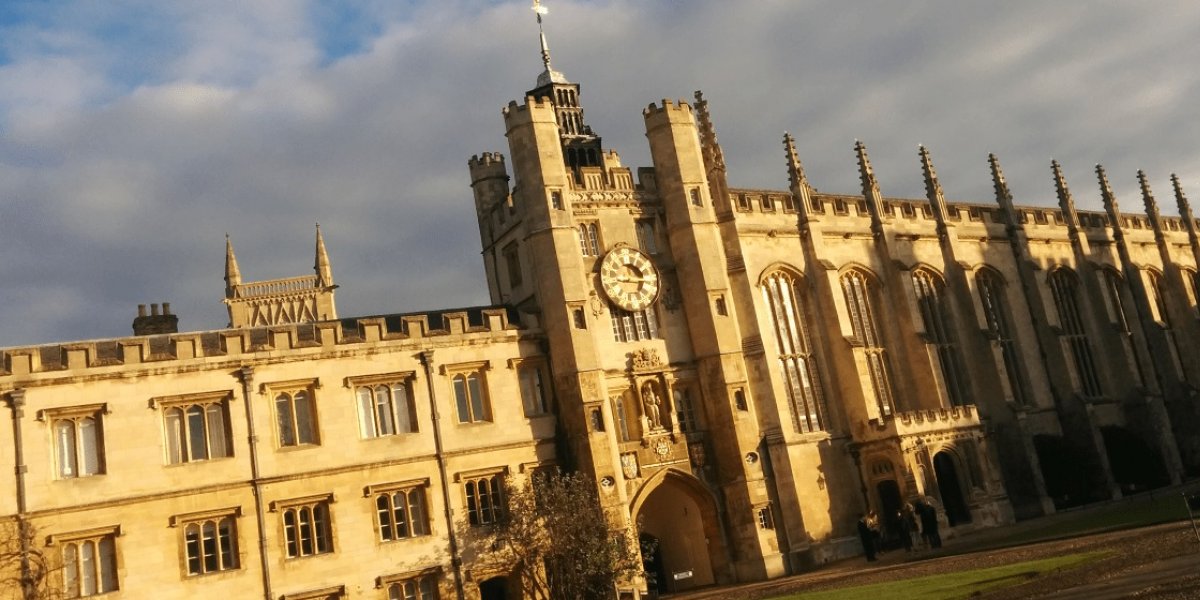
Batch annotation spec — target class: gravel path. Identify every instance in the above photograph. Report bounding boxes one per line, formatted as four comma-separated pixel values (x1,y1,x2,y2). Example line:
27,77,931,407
671,521,1200,600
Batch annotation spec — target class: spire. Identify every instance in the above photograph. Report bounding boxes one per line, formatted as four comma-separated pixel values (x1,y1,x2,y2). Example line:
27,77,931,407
530,0,566,87
919,145,950,230
694,90,726,173
855,140,886,231
1137,170,1164,237
783,132,812,220
224,234,241,298
988,153,1019,227
315,223,333,287
1051,160,1081,235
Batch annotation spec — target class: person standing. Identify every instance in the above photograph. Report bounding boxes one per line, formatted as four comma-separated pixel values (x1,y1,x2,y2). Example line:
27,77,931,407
857,513,878,561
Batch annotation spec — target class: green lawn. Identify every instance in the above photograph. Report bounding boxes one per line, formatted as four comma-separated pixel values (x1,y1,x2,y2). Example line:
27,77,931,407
769,551,1108,600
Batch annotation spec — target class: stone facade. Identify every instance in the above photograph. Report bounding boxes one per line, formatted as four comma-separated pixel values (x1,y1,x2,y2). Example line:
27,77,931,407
2,33,1200,600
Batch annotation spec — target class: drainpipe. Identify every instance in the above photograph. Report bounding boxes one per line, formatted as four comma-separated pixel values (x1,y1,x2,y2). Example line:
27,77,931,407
7,389,33,600
238,367,273,600
419,351,466,600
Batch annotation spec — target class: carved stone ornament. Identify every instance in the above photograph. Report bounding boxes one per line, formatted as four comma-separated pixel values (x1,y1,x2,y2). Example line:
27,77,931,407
654,439,671,458
588,292,604,317
621,453,640,479
631,348,662,371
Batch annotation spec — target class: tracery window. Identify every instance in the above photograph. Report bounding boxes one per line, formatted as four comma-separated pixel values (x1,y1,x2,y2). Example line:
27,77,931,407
275,389,319,447
280,498,333,558
976,270,1028,405
464,474,503,526
385,574,439,600
178,513,239,575
609,306,659,342
635,219,659,255
578,223,600,256
375,486,429,541
841,269,895,417
50,408,105,479
1049,269,1103,397
162,397,231,464
673,388,699,433
518,366,548,416
356,381,417,438
1147,270,1185,378
57,529,118,597
912,269,969,407
762,270,827,432
452,372,490,424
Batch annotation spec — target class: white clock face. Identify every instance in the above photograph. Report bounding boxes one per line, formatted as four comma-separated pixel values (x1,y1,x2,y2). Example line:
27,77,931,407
599,247,660,311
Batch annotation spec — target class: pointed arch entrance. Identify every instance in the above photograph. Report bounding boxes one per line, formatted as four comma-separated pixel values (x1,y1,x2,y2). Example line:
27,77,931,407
933,451,972,526
631,469,727,594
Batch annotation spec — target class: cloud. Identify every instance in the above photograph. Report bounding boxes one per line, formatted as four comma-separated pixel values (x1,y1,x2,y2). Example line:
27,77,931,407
1,0,1199,346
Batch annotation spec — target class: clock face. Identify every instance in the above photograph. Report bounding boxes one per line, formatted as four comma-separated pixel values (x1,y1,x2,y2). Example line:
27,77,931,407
599,247,660,311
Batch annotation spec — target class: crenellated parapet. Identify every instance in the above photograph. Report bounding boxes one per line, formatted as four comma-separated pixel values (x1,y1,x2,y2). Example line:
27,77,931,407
0,307,524,381
858,404,983,444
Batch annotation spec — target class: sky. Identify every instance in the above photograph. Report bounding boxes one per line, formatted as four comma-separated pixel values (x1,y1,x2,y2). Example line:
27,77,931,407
1,0,1199,346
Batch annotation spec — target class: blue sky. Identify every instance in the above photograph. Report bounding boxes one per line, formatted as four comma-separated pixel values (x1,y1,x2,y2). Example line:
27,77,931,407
1,1,1199,345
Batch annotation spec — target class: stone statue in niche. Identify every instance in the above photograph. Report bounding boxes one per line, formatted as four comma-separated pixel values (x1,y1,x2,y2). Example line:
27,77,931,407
642,382,662,429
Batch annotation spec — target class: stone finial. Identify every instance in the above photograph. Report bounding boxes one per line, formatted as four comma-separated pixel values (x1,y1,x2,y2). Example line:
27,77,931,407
1172,174,1196,227
783,132,812,220
855,140,885,229
1094,164,1122,228
694,90,726,172
224,234,242,298
1137,170,1163,233
988,153,1018,223
1051,160,1080,234
315,223,333,287
919,145,949,227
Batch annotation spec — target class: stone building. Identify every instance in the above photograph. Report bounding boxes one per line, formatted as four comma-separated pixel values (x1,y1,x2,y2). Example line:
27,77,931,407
3,12,1200,600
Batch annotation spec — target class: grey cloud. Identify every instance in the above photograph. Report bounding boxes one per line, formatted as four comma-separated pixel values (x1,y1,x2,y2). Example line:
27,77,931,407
2,0,1199,346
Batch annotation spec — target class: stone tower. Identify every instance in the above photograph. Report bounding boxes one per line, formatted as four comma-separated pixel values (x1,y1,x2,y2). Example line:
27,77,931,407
223,225,338,328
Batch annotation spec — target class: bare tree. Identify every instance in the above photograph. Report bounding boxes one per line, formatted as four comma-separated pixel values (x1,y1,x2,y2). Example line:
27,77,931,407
489,470,644,600
0,519,61,600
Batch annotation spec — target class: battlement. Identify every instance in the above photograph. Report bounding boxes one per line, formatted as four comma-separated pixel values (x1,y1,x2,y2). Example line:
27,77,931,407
502,96,555,119
469,152,509,186
468,152,506,169
0,306,524,380
642,98,695,120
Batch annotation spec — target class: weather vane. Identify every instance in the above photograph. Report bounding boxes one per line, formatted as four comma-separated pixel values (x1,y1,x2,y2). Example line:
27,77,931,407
532,0,552,71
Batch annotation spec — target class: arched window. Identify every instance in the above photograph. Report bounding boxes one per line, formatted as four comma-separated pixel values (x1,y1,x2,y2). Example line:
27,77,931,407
578,223,600,256
1183,269,1200,317
356,382,416,438
841,269,895,417
976,269,1028,405
762,270,827,432
452,372,490,423
912,269,969,407
1147,270,1185,378
1101,270,1145,386
1048,269,1103,397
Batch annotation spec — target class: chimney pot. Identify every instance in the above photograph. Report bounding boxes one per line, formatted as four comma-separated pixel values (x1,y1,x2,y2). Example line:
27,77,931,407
151,303,160,316
138,304,147,317
163,302,171,315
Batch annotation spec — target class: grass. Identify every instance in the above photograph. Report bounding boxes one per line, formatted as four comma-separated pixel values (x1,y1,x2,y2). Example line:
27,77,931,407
768,551,1108,600
961,490,1195,550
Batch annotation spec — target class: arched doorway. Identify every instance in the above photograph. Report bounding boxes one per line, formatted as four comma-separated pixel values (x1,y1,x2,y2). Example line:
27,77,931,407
933,452,972,526
478,577,508,600
875,479,903,547
633,470,725,593
1101,426,1170,494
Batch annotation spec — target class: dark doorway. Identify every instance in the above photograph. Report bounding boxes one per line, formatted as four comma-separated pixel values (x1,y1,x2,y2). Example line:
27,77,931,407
1102,426,1170,494
875,479,903,546
640,532,666,596
933,452,972,526
1034,434,1097,509
479,577,508,600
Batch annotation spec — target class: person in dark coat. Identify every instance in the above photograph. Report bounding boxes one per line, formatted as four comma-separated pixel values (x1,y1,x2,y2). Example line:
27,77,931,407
918,499,942,549
857,513,877,561
897,506,914,552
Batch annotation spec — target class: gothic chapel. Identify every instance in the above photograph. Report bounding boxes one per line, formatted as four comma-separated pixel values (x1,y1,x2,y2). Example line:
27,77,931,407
1,4,1199,600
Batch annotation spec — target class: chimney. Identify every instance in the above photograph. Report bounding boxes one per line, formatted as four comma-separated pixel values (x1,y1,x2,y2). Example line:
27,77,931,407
133,302,179,336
